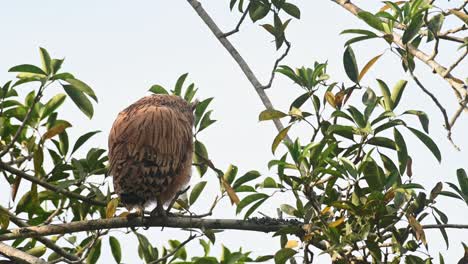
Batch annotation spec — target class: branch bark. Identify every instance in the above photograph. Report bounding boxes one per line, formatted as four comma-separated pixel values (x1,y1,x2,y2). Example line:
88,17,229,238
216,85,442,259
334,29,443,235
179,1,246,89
0,216,297,241
0,242,46,264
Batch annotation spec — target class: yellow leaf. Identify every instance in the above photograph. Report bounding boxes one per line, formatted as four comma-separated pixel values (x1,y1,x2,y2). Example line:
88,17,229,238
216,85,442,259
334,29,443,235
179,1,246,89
325,91,336,108
303,233,314,242
328,217,345,228
106,198,120,218
358,54,383,82
335,91,345,108
285,240,299,248
288,107,302,117
271,125,291,154
408,215,427,245
321,206,331,215
42,121,72,140
379,1,406,12
222,179,240,205
118,212,130,218
11,176,22,202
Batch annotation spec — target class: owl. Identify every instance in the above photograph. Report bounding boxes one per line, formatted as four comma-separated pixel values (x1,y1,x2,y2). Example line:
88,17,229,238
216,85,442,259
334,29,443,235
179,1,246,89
108,94,195,217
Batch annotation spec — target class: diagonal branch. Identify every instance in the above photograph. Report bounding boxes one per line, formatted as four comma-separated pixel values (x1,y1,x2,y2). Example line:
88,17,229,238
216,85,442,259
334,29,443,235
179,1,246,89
0,241,46,264
149,234,201,264
186,0,290,141
330,0,467,103
0,161,106,207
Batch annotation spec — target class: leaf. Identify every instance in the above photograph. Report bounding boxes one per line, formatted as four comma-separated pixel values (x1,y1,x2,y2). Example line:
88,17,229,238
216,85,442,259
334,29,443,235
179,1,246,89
456,168,468,198
328,216,345,227
51,59,64,74
391,80,407,109
223,179,240,205
407,127,441,162
63,84,94,118
272,125,291,154
233,170,261,189
250,2,270,22
50,72,75,81
377,79,394,110
86,238,101,264
39,47,52,74
408,215,426,245
106,198,119,218
394,128,408,174
41,94,66,119
403,110,429,133
358,54,383,82
33,146,44,176
280,204,296,216
198,110,216,132
149,84,168,94
65,78,98,102
195,98,214,127
109,236,122,264
282,3,300,19
174,73,188,96
402,14,424,44
343,46,359,83
193,140,209,177
9,64,47,75
357,11,384,31
189,181,207,205
427,14,444,42
259,109,287,121
274,248,296,264
285,240,299,248
341,29,378,37
43,122,72,142
325,91,336,108
430,182,443,201
71,131,101,155
367,137,396,150
236,193,269,214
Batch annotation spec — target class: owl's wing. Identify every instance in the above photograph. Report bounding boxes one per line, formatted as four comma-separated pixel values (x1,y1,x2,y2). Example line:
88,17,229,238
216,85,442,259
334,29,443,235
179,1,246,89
108,105,193,177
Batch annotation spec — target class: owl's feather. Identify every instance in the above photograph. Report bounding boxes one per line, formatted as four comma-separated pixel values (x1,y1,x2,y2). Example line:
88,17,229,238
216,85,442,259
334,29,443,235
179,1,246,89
108,95,194,210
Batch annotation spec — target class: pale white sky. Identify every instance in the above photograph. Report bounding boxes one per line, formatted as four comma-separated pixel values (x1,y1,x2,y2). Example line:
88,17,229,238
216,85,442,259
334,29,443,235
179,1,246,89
0,0,467,263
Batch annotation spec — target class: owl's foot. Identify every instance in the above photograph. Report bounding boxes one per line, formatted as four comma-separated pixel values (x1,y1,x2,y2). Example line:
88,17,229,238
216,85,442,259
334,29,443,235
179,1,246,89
150,203,168,219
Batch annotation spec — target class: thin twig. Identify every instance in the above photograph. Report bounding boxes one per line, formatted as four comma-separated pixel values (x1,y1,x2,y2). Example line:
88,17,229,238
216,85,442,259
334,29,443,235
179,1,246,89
149,234,200,264
422,224,468,229
443,48,467,78
220,4,250,38
261,40,292,90
166,186,190,214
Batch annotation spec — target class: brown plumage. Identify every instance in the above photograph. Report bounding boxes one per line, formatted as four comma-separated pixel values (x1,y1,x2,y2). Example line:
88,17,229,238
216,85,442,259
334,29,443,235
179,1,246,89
108,94,194,215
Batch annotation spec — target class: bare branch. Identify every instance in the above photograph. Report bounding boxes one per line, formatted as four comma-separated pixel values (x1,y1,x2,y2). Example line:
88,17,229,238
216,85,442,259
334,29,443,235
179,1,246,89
0,205,81,263
0,216,300,241
0,241,46,264
0,161,106,207
261,40,292,90
186,0,291,141
422,224,468,229
220,4,250,38
443,48,467,78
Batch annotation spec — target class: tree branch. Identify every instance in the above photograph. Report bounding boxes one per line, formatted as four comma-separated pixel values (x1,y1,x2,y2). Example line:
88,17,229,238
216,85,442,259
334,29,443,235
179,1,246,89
0,205,81,263
186,0,290,141
422,224,468,229
330,0,467,103
149,234,201,264
0,216,299,241
0,242,46,264
0,161,106,207
220,4,250,38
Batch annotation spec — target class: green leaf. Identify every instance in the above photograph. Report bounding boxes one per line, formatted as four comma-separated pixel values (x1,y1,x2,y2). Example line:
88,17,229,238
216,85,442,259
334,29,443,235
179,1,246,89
403,110,429,133
280,204,296,216
341,29,378,37
274,248,296,264
456,168,468,197
357,11,384,31
39,47,52,74
63,84,94,119
402,14,424,44
174,73,188,96
236,193,269,214
41,94,66,120
189,181,207,205
51,59,64,74
149,84,168,94
195,98,214,128
71,131,101,155
394,128,408,174
377,79,394,110
86,238,101,264
282,3,300,19
367,137,396,150
343,46,359,83
198,110,216,132
9,64,47,76
407,127,441,162
272,125,291,154
427,14,444,42
250,2,270,22
193,140,209,177
233,170,261,189
391,80,407,109
259,109,287,121
65,78,98,102
109,236,122,264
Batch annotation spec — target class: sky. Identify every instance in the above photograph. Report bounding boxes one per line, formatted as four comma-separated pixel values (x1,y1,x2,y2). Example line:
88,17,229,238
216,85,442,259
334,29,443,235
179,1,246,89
0,0,467,263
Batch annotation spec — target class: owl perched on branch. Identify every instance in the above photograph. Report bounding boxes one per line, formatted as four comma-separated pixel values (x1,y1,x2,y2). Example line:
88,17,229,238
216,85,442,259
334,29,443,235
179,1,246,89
108,94,195,217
